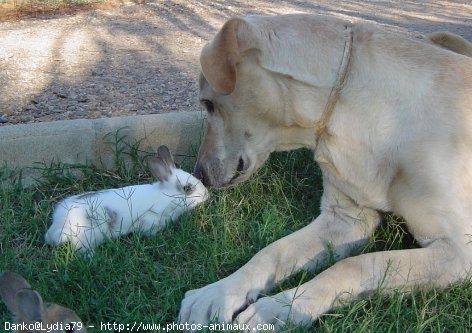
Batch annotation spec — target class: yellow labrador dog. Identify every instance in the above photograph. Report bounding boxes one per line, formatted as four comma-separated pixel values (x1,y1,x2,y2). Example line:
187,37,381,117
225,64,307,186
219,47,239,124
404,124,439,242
179,14,472,330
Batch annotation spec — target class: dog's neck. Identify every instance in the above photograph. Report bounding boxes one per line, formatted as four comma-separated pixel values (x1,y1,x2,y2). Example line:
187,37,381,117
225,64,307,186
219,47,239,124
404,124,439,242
314,26,354,140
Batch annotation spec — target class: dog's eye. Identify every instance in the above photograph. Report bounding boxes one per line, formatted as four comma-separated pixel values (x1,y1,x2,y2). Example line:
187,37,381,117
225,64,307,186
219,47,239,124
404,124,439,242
183,184,195,194
201,99,215,113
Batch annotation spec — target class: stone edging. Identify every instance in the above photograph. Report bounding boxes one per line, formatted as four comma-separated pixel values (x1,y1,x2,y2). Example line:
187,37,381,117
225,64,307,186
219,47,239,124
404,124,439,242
0,111,205,185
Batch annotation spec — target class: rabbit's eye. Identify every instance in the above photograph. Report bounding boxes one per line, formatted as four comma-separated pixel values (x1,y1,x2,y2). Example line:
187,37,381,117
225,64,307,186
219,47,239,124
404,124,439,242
183,184,195,194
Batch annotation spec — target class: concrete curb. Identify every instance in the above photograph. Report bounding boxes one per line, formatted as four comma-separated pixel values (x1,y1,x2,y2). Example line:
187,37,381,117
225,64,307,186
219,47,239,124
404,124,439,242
0,112,205,185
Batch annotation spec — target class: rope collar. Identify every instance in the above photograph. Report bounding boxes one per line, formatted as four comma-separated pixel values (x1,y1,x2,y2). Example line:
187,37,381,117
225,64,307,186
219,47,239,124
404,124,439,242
314,26,354,141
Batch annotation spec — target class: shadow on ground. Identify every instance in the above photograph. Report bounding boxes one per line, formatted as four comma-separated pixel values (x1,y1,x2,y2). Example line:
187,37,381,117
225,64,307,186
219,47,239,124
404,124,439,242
0,0,470,124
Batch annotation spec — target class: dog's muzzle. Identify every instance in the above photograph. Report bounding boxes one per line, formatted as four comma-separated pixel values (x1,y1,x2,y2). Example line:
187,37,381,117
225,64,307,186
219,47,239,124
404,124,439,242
193,163,209,187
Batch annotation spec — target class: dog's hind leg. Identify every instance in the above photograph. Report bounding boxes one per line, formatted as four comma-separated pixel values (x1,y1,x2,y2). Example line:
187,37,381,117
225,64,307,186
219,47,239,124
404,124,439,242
429,32,472,57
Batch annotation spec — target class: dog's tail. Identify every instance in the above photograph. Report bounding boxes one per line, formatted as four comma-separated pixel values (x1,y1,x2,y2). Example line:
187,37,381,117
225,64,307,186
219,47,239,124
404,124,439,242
428,32,472,57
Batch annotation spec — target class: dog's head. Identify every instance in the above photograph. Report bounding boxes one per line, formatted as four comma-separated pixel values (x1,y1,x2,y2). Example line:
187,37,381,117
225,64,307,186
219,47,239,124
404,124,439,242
194,15,350,188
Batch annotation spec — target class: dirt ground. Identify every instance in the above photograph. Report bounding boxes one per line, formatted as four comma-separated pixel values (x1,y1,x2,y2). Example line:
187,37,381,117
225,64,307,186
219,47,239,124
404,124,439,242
0,0,471,125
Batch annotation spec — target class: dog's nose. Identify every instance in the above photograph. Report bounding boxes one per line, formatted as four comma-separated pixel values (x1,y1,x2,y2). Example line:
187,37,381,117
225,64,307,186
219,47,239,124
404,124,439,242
193,163,209,186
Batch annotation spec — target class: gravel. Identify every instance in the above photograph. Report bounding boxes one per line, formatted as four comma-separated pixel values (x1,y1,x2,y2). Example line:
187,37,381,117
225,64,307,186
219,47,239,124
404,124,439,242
0,0,470,125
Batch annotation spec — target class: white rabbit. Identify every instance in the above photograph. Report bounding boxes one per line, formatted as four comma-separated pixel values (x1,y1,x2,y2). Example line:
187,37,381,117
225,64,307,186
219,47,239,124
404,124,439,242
0,271,87,332
44,145,208,254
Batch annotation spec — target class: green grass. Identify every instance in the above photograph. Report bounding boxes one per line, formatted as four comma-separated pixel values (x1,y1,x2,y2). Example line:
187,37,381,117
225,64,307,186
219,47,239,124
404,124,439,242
1,140,471,332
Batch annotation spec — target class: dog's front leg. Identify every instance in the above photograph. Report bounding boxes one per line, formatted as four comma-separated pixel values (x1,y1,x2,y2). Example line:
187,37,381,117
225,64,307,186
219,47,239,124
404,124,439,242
178,182,381,325
236,245,466,330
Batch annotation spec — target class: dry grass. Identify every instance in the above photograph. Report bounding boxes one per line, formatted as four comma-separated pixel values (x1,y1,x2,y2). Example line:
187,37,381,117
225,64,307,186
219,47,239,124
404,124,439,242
0,0,122,22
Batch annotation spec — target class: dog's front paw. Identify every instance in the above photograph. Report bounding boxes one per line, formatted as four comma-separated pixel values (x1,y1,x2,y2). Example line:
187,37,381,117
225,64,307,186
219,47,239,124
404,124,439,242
179,278,254,326
235,295,290,332
236,292,312,332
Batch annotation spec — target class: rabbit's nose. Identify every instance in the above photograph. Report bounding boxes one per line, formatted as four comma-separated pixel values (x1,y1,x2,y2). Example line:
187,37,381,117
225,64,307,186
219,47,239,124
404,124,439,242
193,163,208,186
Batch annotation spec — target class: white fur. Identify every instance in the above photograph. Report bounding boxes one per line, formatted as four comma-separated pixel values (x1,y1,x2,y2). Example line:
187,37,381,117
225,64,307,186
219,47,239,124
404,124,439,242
45,159,208,254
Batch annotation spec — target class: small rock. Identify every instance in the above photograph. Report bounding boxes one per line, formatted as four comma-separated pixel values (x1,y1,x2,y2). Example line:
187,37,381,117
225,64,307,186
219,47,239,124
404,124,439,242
24,105,38,112
32,109,42,117
124,104,134,111
53,91,68,99
19,115,33,123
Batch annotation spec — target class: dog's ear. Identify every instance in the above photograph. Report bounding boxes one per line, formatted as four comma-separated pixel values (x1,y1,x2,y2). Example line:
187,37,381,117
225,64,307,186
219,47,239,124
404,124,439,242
200,18,252,95
201,15,349,97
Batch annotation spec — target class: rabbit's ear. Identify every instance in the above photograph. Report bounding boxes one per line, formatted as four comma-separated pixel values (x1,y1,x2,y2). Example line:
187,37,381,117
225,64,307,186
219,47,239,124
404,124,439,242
148,156,172,182
157,145,176,169
0,271,32,313
15,289,45,322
